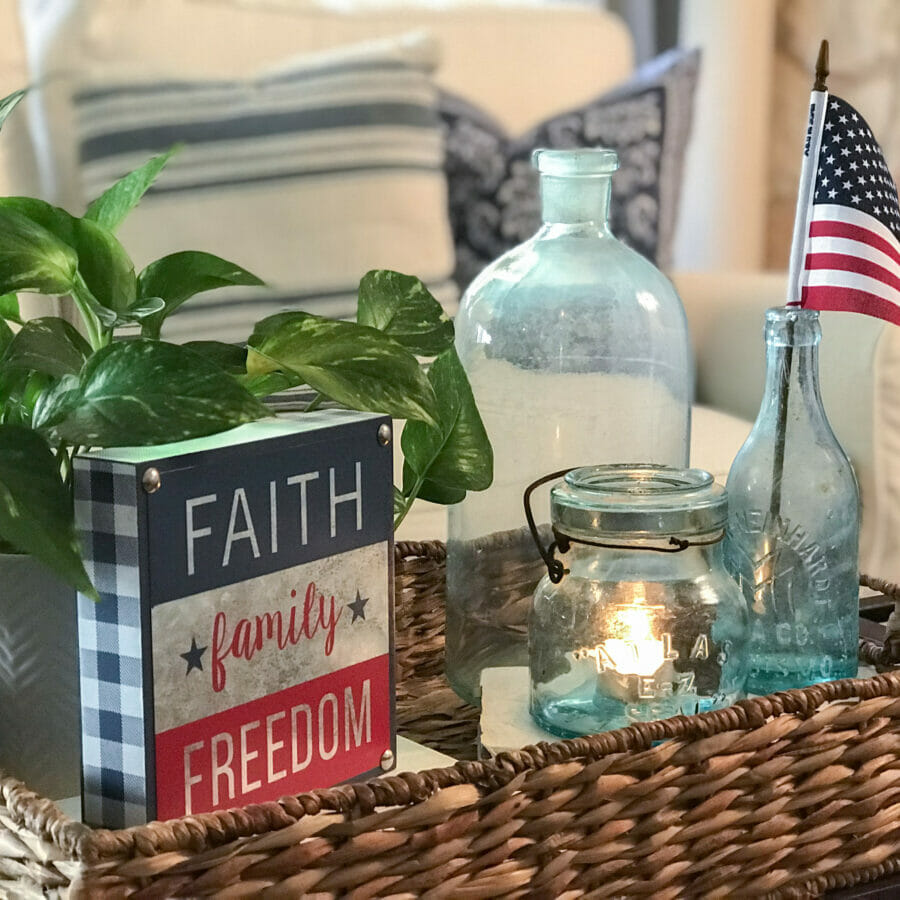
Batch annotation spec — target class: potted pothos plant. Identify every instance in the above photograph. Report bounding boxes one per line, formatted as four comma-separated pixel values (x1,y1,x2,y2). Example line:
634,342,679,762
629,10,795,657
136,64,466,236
0,89,492,796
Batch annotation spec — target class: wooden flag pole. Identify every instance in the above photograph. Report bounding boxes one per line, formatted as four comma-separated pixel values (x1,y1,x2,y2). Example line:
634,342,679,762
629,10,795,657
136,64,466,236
769,40,829,519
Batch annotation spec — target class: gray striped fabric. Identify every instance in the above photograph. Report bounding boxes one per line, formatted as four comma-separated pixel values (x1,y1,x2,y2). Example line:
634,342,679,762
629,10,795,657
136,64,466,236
74,36,458,344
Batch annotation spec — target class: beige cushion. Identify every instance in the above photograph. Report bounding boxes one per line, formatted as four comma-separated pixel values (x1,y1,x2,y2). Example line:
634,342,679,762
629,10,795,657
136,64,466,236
869,326,900,583
689,404,751,485
674,0,776,271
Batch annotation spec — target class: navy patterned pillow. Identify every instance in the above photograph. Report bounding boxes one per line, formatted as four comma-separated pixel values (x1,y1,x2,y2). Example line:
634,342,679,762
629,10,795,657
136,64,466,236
441,48,701,290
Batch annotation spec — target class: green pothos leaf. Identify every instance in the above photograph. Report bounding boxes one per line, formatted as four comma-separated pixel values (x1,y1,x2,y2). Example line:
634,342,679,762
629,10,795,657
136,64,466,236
138,251,264,339
247,311,438,426
0,318,14,358
40,340,269,446
0,204,77,296
401,346,493,503
0,198,136,313
357,270,454,356
84,145,180,233
0,293,22,324
0,424,96,599
2,317,91,379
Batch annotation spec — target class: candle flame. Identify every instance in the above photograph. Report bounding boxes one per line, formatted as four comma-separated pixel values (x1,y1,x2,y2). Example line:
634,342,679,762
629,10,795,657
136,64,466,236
618,603,654,644
603,591,667,677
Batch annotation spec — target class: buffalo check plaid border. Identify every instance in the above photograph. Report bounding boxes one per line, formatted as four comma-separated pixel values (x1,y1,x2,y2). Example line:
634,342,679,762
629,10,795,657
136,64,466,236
74,458,151,828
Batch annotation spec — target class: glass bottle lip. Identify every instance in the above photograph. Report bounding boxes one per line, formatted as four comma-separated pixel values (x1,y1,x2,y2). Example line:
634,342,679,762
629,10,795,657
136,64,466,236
766,306,819,324
532,148,619,177
765,306,821,346
550,464,728,540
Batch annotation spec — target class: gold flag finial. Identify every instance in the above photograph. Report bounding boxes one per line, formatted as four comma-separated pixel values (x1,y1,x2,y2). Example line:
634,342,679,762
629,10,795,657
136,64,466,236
814,40,830,91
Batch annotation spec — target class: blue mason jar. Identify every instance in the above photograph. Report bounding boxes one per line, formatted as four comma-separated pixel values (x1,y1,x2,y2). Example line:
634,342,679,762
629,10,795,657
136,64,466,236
725,307,860,693
529,465,749,738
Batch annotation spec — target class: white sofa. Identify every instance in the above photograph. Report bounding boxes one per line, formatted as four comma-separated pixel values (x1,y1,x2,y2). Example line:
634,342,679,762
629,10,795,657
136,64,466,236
1,0,896,582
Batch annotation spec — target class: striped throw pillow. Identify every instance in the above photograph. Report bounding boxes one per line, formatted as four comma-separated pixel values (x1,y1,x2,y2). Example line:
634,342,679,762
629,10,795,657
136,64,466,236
73,33,457,343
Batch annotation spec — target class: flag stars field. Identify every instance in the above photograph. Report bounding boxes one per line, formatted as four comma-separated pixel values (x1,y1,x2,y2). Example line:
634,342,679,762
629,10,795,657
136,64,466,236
803,93,900,325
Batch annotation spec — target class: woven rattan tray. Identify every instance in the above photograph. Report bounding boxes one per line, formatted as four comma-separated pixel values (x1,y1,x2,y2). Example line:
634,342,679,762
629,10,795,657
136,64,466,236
3,540,900,898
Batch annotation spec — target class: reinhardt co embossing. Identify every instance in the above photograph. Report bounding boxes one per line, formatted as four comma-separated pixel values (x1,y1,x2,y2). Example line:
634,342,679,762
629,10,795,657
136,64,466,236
734,509,832,593
734,509,835,647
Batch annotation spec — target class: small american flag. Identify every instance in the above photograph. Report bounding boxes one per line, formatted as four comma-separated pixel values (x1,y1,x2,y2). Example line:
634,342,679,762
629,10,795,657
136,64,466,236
801,94,900,325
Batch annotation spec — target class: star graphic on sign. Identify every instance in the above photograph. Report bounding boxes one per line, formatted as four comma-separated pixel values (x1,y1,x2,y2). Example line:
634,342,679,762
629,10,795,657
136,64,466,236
347,589,369,623
180,637,207,675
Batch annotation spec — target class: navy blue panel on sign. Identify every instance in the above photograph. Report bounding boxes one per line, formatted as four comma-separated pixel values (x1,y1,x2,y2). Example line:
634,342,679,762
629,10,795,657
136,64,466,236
144,416,392,605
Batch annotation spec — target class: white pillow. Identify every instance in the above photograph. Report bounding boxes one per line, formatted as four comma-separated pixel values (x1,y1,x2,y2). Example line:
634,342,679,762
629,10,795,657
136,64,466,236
18,19,457,341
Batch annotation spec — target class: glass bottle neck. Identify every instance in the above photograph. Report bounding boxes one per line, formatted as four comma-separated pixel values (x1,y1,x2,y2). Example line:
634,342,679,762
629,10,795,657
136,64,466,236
758,314,827,427
540,174,612,229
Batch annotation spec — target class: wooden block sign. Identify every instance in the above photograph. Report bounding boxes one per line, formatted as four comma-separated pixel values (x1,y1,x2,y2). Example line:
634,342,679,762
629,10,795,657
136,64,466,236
74,411,395,828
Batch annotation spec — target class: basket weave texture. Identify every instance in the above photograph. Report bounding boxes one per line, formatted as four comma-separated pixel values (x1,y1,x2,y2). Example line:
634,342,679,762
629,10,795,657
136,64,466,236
2,541,900,898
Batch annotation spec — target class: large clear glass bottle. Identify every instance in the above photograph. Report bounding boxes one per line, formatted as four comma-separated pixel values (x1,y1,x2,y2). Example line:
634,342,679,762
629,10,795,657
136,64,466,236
446,149,692,706
725,307,859,694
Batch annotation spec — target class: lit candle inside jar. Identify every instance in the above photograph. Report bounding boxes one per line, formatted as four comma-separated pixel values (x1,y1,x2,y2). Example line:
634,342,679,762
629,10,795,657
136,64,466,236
576,584,678,703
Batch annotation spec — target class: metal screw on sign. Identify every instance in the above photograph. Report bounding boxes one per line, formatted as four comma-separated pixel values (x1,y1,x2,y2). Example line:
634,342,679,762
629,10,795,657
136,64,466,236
380,749,395,771
377,424,392,446
142,468,162,494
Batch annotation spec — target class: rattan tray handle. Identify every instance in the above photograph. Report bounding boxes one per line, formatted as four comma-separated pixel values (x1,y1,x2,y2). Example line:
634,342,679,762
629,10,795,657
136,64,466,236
860,574,900,667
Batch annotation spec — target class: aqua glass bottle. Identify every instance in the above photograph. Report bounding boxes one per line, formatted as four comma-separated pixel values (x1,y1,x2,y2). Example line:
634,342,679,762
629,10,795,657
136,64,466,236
446,148,692,706
725,307,859,693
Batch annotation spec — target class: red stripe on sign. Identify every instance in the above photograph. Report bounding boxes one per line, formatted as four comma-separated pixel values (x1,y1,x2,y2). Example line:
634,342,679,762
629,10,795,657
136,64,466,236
155,654,392,820
809,220,900,269
805,251,900,293
802,285,900,326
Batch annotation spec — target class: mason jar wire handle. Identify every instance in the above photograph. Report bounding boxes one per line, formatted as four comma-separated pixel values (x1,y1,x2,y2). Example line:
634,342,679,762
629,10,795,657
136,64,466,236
523,468,584,584
524,469,727,585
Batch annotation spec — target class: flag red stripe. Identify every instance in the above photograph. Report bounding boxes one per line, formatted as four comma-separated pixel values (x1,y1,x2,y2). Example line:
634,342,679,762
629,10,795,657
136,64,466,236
809,220,900,269
805,251,900,293
802,285,900,326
